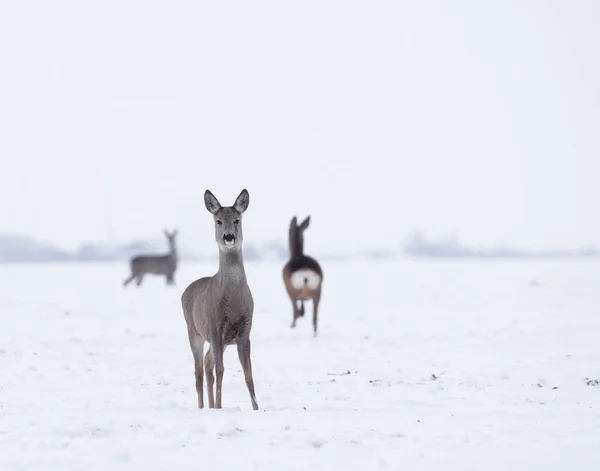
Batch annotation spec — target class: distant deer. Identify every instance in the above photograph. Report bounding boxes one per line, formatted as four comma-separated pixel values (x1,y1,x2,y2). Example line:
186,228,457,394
123,229,179,287
282,216,323,336
181,189,258,410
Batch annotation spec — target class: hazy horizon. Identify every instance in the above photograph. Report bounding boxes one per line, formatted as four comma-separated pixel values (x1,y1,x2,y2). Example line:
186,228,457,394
1,1,598,253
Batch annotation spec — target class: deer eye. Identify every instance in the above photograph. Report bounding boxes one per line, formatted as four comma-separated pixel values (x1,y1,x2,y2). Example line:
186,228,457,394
216,220,222,225
234,219,240,225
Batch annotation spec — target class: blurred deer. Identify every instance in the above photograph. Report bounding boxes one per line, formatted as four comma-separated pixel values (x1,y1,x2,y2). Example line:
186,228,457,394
123,229,178,287
181,189,259,410
282,216,323,336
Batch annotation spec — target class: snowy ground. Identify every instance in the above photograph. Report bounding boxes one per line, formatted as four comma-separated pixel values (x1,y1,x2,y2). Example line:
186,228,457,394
0,259,599,470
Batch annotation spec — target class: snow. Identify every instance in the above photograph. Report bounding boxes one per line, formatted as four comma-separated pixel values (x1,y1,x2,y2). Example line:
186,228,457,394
1,259,599,470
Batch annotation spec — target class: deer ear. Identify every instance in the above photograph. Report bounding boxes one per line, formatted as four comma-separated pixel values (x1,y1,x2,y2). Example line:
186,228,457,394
290,216,298,228
172,229,178,237
163,229,169,237
299,216,310,230
233,189,249,213
204,190,222,215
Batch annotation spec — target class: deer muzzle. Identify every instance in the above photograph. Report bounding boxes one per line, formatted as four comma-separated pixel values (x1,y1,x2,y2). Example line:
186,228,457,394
223,233,235,246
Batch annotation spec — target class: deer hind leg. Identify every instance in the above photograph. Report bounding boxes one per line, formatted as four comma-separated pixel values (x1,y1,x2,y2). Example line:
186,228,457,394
204,347,215,408
237,338,259,410
188,330,204,408
123,273,136,287
135,274,144,286
312,290,321,337
290,296,300,328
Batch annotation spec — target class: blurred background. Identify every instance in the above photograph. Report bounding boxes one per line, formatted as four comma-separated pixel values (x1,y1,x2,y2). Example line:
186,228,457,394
0,0,598,262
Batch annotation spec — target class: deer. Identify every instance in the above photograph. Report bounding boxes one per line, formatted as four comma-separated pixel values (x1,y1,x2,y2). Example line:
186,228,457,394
282,216,323,336
123,229,178,287
181,189,259,410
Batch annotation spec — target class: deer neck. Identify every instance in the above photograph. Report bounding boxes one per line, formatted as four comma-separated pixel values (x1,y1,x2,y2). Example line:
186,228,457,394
289,235,304,259
217,248,246,286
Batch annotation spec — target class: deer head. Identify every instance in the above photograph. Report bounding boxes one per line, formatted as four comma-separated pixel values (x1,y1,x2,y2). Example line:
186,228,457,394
204,189,250,251
289,216,310,258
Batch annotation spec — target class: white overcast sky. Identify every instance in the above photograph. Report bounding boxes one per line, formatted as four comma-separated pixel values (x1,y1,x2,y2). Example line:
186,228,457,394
0,1,598,253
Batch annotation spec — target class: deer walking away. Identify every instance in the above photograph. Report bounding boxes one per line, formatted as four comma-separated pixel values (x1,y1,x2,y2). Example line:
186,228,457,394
181,189,259,410
283,216,323,336
123,229,178,287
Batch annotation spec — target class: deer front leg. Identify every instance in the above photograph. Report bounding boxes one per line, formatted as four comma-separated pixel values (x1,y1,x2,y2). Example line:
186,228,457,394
204,347,215,408
188,330,204,408
237,338,259,410
166,273,175,286
212,337,225,409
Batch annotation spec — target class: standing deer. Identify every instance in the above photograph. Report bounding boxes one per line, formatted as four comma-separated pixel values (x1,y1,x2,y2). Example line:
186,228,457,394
123,229,178,287
181,189,258,410
282,216,323,336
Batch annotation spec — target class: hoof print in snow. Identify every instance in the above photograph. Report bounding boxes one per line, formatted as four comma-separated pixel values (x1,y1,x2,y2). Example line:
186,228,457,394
585,378,600,387
431,374,438,381
309,439,324,449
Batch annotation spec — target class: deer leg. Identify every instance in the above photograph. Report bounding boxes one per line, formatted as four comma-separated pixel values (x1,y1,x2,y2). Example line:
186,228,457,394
312,291,321,337
188,330,204,408
135,274,144,286
123,273,135,287
204,347,215,408
213,338,225,409
237,338,259,410
290,297,299,328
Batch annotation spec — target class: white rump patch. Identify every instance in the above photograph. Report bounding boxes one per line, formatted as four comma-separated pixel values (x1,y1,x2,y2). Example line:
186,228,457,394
290,269,321,290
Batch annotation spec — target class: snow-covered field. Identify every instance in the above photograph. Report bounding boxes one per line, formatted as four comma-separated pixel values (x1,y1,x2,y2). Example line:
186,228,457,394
0,259,599,470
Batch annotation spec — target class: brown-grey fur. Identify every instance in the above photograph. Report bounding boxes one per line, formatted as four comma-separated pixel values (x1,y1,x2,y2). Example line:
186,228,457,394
123,229,178,287
181,189,258,410
282,215,323,336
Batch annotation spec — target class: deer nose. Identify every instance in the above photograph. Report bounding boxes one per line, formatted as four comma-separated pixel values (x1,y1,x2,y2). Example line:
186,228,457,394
224,233,235,242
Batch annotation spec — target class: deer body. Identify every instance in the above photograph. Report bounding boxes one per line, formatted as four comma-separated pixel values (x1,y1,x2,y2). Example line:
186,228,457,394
123,230,178,287
181,189,258,410
282,216,323,336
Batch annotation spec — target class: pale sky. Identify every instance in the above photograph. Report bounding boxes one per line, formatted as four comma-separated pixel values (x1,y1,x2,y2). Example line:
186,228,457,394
0,1,599,254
